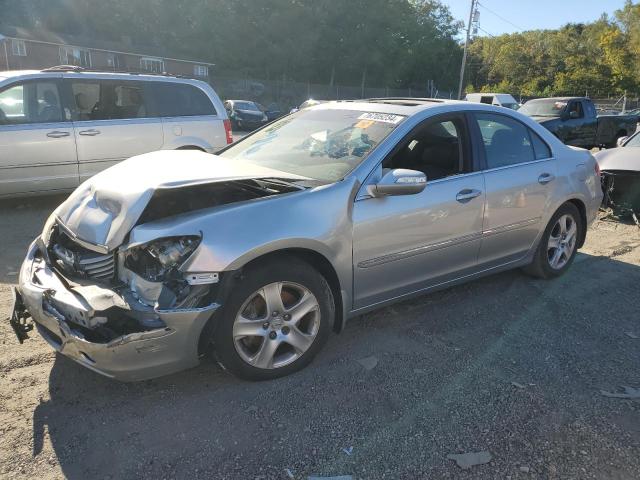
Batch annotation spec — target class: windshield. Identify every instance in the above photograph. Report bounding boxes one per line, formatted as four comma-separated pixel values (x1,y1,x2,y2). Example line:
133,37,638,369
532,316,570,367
234,101,260,111
625,132,640,147
519,99,567,117
220,108,404,182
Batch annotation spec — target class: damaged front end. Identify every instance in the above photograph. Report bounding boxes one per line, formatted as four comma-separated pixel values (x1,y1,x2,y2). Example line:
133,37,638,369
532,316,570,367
11,220,225,381
601,170,640,216
9,151,310,380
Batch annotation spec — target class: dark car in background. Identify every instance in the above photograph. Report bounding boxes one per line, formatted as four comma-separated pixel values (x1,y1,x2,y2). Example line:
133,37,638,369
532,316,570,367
261,102,283,121
519,97,637,149
224,100,268,130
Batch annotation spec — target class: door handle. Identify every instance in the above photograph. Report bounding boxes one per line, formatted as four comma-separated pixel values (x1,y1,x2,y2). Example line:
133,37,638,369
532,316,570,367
456,189,482,202
78,129,101,136
46,130,70,138
538,173,555,185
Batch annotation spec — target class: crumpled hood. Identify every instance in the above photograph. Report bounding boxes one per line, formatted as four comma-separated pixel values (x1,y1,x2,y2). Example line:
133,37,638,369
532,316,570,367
594,147,640,172
54,150,309,251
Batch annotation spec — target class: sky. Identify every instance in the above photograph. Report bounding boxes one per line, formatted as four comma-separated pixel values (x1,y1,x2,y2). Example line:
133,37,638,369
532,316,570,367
445,0,631,36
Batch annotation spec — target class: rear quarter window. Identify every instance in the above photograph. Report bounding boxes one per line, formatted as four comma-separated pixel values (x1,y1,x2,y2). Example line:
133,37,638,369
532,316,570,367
147,82,217,117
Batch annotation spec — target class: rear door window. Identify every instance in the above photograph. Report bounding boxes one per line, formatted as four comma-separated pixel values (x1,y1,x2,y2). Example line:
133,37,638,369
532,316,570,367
147,82,217,117
0,81,65,124
530,130,552,159
474,113,536,168
69,79,148,120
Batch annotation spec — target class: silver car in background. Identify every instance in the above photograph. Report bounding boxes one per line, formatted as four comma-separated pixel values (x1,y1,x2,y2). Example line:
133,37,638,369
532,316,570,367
0,67,232,197
10,99,603,381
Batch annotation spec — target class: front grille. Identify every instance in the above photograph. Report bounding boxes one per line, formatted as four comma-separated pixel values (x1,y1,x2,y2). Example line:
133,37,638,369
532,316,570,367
76,252,115,280
49,226,116,282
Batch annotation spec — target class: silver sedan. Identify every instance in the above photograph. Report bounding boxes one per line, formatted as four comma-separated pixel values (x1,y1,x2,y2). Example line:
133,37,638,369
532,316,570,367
11,99,603,381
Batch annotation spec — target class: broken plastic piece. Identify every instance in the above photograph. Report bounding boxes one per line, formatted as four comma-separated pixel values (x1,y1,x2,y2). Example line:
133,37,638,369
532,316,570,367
357,355,378,370
600,386,640,399
447,451,492,469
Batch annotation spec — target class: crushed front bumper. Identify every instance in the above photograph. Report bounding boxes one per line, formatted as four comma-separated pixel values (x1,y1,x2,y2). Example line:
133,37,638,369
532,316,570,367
11,240,219,381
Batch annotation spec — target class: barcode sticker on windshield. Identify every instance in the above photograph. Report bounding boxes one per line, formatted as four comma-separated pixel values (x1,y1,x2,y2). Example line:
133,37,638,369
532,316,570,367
358,112,405,124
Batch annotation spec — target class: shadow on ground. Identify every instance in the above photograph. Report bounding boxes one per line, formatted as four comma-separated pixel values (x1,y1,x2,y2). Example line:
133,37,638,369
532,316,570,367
31,252,640,479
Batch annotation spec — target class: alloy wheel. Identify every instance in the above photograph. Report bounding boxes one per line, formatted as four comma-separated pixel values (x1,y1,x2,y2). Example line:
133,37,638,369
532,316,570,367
233,281,320,369
547,214,577,270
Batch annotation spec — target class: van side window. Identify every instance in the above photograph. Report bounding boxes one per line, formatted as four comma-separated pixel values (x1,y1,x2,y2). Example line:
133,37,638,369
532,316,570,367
474,113,535,168
0,82,64,125
148,83,217,117
70,80,147,121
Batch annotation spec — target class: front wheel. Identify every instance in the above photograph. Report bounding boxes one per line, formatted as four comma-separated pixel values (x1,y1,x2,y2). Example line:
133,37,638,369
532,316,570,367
213,258,334,380
524,203,582,279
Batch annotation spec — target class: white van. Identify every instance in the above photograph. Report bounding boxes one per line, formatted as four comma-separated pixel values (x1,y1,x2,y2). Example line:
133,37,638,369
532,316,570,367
0,67,232,197
465,93,520,110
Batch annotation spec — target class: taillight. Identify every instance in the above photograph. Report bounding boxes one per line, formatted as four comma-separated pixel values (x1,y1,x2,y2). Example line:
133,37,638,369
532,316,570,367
223,119,233,144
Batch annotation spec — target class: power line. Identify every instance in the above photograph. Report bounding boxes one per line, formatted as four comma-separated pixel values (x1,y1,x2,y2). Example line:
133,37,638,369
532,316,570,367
477,1,525,32
476,25,496,37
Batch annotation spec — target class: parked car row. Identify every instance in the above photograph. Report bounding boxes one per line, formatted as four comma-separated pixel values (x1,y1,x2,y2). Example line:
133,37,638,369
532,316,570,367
519,97,638,149
466,93,638,149
10,97,603,382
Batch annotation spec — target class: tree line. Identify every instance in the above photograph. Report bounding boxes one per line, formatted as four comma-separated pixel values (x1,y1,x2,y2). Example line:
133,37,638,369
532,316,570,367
2,0,639,97
467,1,640,98
2,0,463,93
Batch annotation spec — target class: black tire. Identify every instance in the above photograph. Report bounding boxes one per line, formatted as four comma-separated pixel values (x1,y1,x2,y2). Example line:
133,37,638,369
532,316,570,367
524,202,582,279
213,257,334,380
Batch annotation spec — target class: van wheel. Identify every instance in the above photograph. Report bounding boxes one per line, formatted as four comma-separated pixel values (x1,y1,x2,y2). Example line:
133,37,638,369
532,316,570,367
177,145,205,151
524,203,582,279
213,258,334,380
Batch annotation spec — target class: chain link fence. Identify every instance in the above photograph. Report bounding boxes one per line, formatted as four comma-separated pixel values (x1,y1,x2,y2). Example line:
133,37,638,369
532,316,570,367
209,75,456,111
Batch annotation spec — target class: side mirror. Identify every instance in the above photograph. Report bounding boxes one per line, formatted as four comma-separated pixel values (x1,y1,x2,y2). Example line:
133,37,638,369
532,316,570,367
617,136,628,147
367,169,427,197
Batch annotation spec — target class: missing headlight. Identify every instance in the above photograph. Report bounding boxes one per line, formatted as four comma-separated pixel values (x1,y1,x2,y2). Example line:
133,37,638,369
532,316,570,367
124,235,201,282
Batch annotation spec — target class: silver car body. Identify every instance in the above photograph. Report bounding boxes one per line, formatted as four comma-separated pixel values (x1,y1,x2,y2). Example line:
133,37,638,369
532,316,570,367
15,100,603,380
0,69,229,197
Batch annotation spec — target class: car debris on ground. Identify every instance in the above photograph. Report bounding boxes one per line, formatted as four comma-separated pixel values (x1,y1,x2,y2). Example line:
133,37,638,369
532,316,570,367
600,386,640,399
356,356,378,370
447,451,493,469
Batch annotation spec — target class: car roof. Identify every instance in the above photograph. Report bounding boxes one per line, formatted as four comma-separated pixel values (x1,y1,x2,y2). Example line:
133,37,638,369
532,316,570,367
308,98,466,116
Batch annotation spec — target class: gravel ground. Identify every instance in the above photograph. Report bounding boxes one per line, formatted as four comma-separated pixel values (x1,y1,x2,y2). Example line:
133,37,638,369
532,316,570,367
0,196,639,480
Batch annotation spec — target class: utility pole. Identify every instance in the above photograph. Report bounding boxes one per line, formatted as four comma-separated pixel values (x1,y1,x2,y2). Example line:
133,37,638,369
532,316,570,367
457,0,478,100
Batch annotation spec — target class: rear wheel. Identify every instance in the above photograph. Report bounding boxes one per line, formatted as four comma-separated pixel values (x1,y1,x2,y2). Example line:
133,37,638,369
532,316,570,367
524,203,582,279
213,258,334,380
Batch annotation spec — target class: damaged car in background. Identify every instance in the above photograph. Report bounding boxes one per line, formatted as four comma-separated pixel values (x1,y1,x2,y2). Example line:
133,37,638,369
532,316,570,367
10,100,602,381
596,130,640,216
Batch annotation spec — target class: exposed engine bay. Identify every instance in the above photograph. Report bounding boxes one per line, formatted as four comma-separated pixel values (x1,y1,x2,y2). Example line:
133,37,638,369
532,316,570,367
40,178,302,343
601,170,640,215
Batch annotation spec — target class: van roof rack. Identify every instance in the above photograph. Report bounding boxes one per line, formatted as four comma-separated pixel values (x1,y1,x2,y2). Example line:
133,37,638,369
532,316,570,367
40,65,196,79
42,65,85,72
